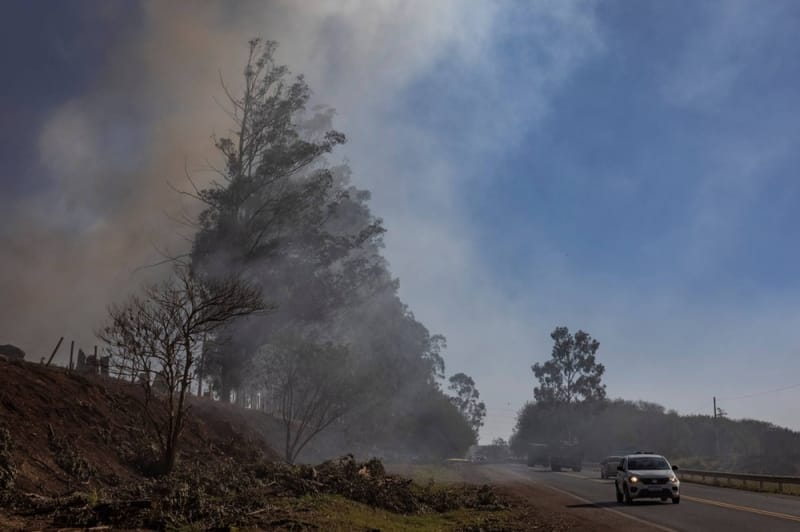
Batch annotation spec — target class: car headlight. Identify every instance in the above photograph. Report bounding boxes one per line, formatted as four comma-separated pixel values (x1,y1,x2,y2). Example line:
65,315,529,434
669,475,678,483
629,476,638,483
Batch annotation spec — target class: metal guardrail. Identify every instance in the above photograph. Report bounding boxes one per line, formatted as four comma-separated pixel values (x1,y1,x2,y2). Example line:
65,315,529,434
679,468,800,493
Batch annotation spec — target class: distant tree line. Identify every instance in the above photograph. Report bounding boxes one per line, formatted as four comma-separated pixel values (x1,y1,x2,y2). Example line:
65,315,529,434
511,399,800,475
512,326,800,475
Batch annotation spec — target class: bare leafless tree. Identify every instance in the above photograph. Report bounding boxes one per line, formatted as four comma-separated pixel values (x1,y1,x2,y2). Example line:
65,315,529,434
98,264,265,473
254,334,359,463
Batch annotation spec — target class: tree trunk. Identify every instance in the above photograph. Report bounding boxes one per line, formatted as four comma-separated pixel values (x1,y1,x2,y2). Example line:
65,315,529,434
221,382,233,404
285,423,293,464
163,437,178,474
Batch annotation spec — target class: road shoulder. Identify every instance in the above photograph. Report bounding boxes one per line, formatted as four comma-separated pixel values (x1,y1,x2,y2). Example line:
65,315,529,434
391,463,664,531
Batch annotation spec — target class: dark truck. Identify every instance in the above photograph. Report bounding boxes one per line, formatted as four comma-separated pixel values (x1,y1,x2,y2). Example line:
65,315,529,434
527,441,583,472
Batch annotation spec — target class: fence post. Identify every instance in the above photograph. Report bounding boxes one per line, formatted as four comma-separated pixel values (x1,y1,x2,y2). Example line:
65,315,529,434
46,337,64,366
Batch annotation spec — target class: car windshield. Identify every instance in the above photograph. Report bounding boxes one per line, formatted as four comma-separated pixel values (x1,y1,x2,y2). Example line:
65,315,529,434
628,457,670,470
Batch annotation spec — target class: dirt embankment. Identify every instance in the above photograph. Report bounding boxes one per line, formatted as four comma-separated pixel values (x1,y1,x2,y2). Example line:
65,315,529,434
0,358,277,497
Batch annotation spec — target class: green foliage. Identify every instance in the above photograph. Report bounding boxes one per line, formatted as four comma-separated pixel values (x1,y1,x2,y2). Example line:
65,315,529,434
194,38,348,268
510,398,800,474
187,39,475,461
532,326,605,404
338,385,476,461
391,388,478,459
447,373,486,439
192,39,387,399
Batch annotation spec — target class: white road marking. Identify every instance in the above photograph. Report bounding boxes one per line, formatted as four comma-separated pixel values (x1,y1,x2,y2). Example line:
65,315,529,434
509,465,800,527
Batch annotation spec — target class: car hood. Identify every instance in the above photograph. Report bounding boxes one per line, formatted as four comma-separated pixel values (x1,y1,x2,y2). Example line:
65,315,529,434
629,469,675,477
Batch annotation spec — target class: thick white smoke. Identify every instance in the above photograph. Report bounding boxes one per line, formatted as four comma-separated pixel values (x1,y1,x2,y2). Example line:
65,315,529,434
2,0,605,442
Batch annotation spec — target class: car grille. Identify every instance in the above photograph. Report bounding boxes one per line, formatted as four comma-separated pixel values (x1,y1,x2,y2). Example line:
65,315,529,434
642,477,669,485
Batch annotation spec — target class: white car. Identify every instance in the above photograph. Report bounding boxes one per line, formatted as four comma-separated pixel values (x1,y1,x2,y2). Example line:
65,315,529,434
615,453,680,504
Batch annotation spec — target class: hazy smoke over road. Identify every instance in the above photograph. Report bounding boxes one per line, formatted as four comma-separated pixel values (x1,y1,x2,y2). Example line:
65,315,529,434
0,0,499,360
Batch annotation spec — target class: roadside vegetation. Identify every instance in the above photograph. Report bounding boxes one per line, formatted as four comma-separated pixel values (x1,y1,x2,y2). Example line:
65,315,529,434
0,359,587,530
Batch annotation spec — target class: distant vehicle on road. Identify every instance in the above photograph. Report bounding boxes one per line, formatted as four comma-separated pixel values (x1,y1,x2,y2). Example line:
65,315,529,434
527,443,549,468
600,455,623,479
527,441,583,472
615,453,680,504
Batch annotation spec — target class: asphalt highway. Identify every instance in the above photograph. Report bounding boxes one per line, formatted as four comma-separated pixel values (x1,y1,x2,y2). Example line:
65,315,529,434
485,463,800,532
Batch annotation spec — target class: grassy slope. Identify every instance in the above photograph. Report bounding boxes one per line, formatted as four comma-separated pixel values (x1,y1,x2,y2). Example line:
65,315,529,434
269,494,510,531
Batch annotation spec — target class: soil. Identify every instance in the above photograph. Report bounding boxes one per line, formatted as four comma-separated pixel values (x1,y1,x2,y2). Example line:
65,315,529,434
0,358,278,497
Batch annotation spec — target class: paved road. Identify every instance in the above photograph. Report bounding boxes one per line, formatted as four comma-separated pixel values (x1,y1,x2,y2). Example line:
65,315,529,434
485,463,800,531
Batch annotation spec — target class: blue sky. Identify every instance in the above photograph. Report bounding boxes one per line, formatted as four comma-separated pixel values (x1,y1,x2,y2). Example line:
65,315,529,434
3,1,800,442
416,0,800,301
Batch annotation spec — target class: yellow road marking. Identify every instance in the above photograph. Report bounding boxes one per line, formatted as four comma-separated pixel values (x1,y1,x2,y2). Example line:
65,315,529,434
683,495,800,523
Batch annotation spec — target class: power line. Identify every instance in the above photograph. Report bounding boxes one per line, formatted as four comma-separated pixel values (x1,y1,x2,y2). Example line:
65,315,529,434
719,382,800,402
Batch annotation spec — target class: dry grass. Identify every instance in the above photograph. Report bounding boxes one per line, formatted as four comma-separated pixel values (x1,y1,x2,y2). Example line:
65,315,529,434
267,494,511,531
386,463,473,485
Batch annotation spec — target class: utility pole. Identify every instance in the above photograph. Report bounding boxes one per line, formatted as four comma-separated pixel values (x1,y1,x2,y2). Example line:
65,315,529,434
713,396,720,457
